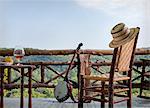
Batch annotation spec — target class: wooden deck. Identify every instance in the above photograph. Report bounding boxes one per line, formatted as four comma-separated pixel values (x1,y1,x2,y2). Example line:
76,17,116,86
4,97,150,108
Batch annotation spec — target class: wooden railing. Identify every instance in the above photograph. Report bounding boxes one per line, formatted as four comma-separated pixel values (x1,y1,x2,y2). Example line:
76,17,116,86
0,48,150,56
3,61,78,89
0,48,150,90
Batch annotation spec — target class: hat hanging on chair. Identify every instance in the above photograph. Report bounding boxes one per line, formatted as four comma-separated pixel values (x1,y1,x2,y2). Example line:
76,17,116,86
109,23,139,48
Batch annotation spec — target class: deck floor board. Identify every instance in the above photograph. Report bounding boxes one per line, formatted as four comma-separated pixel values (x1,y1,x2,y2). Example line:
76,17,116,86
4,97,150,108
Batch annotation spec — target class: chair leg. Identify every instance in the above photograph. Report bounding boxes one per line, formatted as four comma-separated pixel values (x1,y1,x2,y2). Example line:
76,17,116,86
101,81,105,108
78,102,83,108
101,101,105,108
109,100,113,108
127,91,132,108
127,100,132,108
78,75,84,108
108,85,114,108
127,80,132,108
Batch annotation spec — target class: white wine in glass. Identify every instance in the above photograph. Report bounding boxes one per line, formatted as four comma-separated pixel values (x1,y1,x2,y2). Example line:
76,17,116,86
13,46,25,65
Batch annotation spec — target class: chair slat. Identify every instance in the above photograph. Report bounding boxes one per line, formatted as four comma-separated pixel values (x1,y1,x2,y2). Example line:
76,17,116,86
116,37,135,72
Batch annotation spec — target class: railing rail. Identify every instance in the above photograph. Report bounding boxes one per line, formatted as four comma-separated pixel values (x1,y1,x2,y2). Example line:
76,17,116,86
1,60,148,90
0,48,150,56
1,48,150,90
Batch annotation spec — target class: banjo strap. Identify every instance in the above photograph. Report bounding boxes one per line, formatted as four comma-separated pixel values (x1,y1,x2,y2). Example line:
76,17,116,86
70,90,77,103
70,90,78,103
67,83,77,103
64,43,83,81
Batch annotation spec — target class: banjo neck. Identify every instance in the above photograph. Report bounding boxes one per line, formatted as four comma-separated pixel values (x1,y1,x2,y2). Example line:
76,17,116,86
64,43,83,82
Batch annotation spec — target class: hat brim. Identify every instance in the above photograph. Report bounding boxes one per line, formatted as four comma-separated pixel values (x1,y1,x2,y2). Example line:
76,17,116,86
109,27,140,48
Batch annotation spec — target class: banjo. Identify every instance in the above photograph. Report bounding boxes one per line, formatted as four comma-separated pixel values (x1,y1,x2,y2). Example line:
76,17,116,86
54,43,83,102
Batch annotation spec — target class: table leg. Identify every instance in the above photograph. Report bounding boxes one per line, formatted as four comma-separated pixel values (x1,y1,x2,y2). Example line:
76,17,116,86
28,68,32,108
0,67,4,108
20,68,24,108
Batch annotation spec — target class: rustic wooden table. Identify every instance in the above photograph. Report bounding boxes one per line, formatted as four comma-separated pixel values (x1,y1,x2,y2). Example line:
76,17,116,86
0,64,35,108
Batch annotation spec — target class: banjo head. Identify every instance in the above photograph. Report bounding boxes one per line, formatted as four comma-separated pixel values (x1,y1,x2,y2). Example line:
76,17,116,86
54,81,69,102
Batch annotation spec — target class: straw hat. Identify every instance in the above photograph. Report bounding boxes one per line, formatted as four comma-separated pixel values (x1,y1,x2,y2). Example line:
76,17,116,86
109,23,140,48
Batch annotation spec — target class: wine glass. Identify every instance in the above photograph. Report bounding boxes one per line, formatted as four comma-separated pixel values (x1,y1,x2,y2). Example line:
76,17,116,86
13,46,25,65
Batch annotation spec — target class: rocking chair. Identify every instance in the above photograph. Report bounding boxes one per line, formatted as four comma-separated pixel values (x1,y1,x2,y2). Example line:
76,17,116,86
78,24,140,108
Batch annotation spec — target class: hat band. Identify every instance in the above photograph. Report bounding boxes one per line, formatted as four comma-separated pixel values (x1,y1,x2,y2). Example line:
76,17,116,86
113,28,130,42
111,23,125,34
112,26,128,38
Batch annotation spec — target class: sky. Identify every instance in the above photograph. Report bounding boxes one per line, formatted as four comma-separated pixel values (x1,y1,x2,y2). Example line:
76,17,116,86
0,0,149,50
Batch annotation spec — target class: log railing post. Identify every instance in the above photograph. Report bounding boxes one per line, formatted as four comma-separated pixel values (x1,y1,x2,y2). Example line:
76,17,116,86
79,54,91,95
7,67,11,84
41,64,45,83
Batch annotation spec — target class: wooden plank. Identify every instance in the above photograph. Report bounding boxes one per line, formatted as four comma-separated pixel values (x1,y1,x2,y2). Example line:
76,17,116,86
3,97,150,108
83,75,109,81
0,48,150,56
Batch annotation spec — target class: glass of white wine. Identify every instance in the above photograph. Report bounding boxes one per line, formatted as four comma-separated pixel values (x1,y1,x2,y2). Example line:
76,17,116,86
13,46,25,65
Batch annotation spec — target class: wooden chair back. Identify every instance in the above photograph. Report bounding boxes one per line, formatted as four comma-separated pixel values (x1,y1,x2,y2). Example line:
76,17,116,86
111,28,140,74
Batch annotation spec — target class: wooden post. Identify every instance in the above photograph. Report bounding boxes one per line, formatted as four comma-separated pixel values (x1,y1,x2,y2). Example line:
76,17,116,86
28,67,32,108
109,48,118,108
7,67,11,84
41,65,45,83
78,54,90,108
79,54,91,96
139,60,146,97
101,81,105,108
20,68,24,108
0,67,4,108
